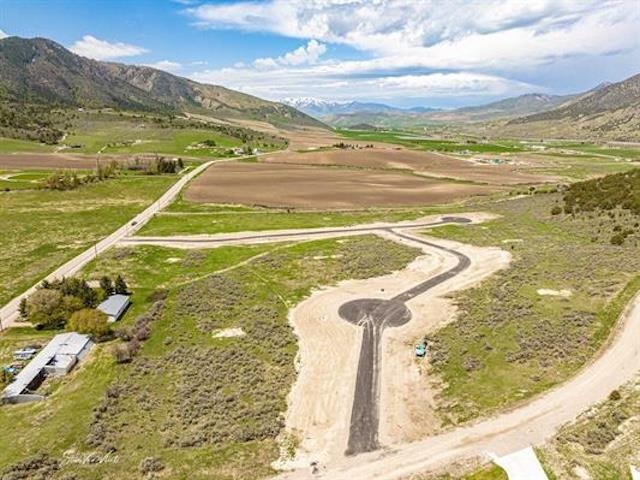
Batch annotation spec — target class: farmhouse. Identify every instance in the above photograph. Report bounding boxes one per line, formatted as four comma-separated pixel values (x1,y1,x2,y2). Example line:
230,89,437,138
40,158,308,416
2,332,93,404
97,294,131,323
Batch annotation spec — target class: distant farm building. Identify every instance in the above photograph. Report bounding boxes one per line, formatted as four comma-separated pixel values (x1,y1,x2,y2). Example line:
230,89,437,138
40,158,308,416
97,294,131,323
2,332,93,404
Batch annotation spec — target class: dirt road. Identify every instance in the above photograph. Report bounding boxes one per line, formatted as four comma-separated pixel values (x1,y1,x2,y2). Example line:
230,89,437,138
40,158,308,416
277,290,640,479
120,214,495,248
0,159,218,329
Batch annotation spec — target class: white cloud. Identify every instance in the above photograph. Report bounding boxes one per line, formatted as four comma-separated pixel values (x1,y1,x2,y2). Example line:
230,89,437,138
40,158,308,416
186,0,639,103
144,60,183,73
191,65,539,102
254,40,326,69
187,0,638,70
70,35,148,61
0,29,7,39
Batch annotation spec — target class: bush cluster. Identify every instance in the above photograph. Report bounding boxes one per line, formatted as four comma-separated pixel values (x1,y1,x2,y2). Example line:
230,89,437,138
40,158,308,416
112,300,165,363
0,102,65,144
41,161,120,191
85,236,420,463
562,168,640,215
0,454,59,480
124,156,184,175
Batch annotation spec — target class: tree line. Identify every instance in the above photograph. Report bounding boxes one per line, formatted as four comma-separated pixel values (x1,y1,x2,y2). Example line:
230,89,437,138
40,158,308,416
19,275,128,337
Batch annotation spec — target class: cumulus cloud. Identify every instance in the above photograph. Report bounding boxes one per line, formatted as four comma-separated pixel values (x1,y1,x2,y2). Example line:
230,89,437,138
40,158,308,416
70,35,148,60
254,40,326,69
187,0,638,69
191,66,538,102
144,60,183,73
0,29,7,39
186,0,639,103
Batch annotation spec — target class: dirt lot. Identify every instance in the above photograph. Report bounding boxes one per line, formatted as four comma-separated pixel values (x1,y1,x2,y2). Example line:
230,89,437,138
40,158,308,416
279,230,510,468
184,162,501,209
0,153,103,169
261,148,556,185
0,153,204,170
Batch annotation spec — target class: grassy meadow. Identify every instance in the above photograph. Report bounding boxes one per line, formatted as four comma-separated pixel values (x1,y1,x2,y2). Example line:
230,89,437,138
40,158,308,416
424,193,640,423
140,200,451,236
0,174,177,306
0,236,421,479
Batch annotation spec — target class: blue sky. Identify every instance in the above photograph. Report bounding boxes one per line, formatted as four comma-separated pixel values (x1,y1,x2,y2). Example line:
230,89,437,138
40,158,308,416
1,0,639,108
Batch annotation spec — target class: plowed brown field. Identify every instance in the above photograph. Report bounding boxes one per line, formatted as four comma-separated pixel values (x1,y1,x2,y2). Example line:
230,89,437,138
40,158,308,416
262,148,554,185
184,162,501,208
0,153,101,169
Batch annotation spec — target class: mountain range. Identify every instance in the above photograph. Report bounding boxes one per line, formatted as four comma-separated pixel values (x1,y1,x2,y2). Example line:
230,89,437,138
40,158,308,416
0,36,638,141
287,75,639,141
281,97,439,117
0,36,323,129
502,74,640,140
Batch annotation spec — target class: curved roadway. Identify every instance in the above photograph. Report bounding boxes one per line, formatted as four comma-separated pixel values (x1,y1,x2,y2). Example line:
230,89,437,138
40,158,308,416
338,228,472,456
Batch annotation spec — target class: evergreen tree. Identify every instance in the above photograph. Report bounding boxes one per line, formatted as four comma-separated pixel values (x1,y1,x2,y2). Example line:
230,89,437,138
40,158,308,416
114,275,129,295
18,298,28,319
100,276,114,297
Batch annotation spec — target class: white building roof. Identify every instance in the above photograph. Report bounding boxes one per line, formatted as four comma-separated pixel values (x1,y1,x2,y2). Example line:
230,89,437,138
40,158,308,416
97,294,130,321
2,332,92,399
492,446,548,480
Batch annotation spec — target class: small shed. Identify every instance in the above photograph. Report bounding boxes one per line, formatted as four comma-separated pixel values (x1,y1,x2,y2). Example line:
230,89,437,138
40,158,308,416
97,294,131,323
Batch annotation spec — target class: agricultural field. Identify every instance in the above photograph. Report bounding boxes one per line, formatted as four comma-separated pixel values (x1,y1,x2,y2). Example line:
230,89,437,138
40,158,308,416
261,148,555,185
0,170,56,190
424,193,640,423
410,465,507,480
0,138,56,153
182,161,502,209
337,130,528,154
0,174,177,306
0,235,422,479
336,130,640,181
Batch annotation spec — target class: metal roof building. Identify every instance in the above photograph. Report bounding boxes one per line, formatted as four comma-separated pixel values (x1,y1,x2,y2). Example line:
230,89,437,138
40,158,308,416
2,332,93,404
97,294,131,323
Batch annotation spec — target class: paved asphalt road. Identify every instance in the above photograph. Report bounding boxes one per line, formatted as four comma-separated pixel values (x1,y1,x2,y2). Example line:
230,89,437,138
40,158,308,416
0,159,216,330
338,227,472,456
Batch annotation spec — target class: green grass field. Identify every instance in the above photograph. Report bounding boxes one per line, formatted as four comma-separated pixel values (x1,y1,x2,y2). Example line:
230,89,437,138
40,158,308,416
0,174,177,306
1,110,286,157
425,194,640,424
337,129,527,153
0,170,58,190
0,236,421,479
0,137,56,153
64,114,243,156
141,204,451,236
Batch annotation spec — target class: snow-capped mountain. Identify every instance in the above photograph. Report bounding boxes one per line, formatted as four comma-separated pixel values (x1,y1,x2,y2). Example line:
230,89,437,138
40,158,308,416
281,97,409,117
